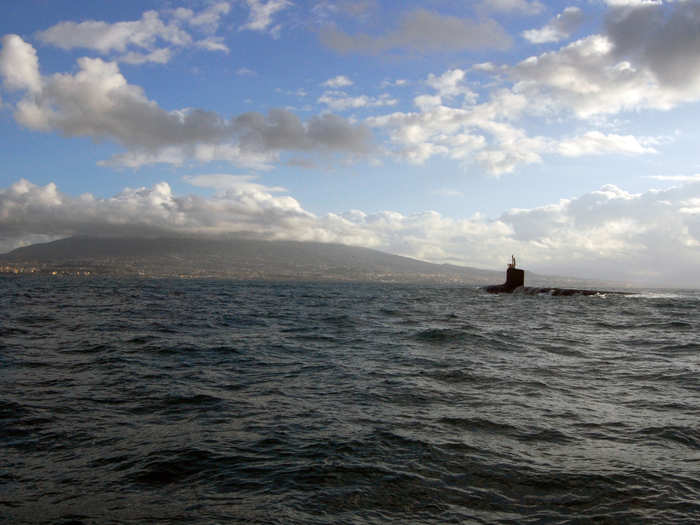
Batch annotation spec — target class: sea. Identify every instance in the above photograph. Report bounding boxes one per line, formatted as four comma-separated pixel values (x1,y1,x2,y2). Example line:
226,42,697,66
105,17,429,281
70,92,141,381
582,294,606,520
1,276,699,524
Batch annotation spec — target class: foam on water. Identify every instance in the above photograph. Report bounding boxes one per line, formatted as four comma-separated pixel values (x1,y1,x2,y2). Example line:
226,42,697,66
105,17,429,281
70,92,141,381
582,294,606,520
1,276,699,524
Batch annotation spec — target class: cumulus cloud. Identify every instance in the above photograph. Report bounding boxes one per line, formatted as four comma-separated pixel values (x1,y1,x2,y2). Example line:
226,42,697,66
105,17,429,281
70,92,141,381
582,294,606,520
0,35,41,93
0,178,315,249
522,7,585,44
366,64,658,174
426,69,477,103
0,37,373,168
320,8,512,54
3,178,700,286
513,2,700,118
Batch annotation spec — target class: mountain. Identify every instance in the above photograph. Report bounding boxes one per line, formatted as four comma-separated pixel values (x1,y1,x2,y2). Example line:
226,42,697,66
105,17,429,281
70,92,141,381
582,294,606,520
0,236,505,284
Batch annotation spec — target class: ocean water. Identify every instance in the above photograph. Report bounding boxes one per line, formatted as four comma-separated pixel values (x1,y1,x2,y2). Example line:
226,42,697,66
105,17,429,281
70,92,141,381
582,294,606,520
1,276,699,524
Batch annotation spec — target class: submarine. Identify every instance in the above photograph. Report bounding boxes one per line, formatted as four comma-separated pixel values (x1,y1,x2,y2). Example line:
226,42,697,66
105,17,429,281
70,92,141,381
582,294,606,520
484,256,625,296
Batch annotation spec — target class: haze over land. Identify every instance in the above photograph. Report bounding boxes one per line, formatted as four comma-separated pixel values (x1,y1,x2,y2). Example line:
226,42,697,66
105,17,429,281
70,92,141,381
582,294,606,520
2,1,700,287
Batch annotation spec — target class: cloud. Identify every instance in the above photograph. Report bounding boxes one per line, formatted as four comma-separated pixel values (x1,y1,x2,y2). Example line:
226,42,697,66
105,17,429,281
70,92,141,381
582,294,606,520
426,69,477,102
368,73,661,174
118,48,173,65
0,37,373,168
368,84,531,171
522,7,585,44
36,6,231,64
36,10,191,58
513,2,700,118
605,0,662,6
185,2,231,33
318,91,397,111
236,67,257,76
322,75,353,88
479,0,544,15
3,178,700,286
557,131,657,156
0,178,316,249
195,37,229,53
605,2,700,90
320,8,512,54
311,0,378,23
380,78,408,88
240,0,292,36
234,109,373,154
0,35,41,93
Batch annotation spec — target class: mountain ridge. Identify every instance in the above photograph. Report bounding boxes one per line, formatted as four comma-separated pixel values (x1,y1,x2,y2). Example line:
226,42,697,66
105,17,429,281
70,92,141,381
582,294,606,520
0,236,632,289
0,236,502,284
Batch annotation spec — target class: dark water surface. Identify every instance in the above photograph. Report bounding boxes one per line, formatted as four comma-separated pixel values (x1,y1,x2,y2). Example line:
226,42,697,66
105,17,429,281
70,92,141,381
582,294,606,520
1,277,699,524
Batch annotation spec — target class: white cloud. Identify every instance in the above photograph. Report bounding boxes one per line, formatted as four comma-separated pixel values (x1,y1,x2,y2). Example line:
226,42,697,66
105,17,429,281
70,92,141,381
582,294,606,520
605,0,662,6
368,76,538,173
36,6,231,64
0,37,374,169
322,75,353,88
195,37,229,53
320,8,512,54
367,73,660,174
99,144,277,171
0,35,41,93
426,69,477,103
240,0,292,35
557,131,657,156
522,7,585,44
3,178,700,286
318,91,397,111
37,10,191,55
186,2,231,32
380,78,408,88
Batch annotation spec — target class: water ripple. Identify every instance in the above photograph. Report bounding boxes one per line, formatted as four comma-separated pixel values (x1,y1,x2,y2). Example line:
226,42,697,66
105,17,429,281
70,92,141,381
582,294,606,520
1,278,698,524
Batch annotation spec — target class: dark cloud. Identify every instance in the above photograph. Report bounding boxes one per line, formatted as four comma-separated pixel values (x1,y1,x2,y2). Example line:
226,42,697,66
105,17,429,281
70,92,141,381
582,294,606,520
606,2,700,88
235,109,373,154
0,37,373,168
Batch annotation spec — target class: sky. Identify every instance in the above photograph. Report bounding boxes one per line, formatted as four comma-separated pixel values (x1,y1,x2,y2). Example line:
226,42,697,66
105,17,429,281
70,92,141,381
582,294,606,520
2,0,700,287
